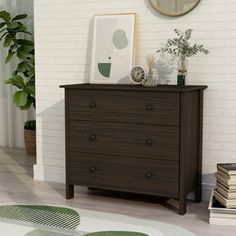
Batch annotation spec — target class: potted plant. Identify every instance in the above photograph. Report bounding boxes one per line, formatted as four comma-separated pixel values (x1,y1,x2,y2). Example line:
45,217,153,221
0,11,36,155
157,29,209,86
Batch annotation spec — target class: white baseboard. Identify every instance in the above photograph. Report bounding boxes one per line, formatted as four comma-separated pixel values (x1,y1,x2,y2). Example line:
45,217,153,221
33,164,65,183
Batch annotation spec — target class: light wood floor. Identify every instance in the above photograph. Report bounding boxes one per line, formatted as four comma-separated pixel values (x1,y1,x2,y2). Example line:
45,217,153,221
0,148,235,236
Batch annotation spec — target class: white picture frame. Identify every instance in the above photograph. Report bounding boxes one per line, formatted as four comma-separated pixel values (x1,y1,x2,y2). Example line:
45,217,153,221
90,14,136,84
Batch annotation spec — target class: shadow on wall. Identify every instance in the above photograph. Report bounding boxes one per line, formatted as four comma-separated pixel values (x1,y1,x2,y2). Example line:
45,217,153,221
34,11,95,183
83,18,94,83
156,53,175,84
36,100,65,183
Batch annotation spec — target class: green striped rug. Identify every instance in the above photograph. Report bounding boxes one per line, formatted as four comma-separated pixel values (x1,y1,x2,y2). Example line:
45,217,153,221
0,203,196,236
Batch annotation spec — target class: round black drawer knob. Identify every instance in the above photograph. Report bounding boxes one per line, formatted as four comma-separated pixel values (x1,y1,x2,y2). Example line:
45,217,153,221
145,172,153,179
89,102,96,109
89,134,97,141
145,138,153,145
90,167,97,173
146,104,153,111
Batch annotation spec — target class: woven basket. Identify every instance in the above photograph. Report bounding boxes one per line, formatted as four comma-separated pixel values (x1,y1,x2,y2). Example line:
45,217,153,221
24,129,36,156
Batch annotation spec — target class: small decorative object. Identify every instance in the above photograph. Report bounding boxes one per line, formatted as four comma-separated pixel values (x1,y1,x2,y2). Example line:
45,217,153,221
143,54,157,87
157,29,209,86
130,65,147,84
90,14,136,84
177,56,188,86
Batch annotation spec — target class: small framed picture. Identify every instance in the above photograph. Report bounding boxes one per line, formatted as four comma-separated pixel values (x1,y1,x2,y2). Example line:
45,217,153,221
90,14,136,84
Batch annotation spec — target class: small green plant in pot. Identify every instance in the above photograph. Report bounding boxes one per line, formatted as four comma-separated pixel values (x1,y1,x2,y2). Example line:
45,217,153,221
0,11,36,155
157,29,209,86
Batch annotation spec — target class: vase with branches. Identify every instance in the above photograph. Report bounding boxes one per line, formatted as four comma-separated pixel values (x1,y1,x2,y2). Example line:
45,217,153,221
0,10,36,155
143,54,157,87
157,29,209,86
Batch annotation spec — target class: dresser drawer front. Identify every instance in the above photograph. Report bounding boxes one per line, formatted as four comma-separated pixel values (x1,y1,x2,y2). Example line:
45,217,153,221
68,90,180,126
68,121,179,161
68,153,179,198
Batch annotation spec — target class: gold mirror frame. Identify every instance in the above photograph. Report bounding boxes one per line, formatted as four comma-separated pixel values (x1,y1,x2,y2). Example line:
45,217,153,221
148,0,201,17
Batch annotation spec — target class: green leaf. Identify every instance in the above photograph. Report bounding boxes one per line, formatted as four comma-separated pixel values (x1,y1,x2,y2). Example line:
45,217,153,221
18,24,27,31
21,44,34,52
5,75,25,89
13,91,28,107
0,11,11,22
16,48,27,59
0,27,7,34
9,22,27,32
18,39,33,46
5,50,15,63
27,68,35,77
0,22,6,29
8,21,19,29
10,43,17,51
12,14,28,21
26,85,35,96
17,62,28,73
4,34,13,47
19,99,33,110
0,32,7,42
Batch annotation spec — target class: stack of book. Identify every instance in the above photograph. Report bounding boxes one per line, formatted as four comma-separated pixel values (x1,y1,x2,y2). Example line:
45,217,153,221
209,163,236,225
215,163,236,208
209,190,236,225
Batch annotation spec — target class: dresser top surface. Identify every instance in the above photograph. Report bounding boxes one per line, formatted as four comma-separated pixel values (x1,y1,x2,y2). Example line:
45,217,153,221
60,83,207,92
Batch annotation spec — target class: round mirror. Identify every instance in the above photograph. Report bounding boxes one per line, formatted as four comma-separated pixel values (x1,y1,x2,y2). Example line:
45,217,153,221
148,0,200,17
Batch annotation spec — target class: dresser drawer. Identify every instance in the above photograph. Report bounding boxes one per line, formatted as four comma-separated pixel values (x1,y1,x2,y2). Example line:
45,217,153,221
68,121,179,161
67,90,180,126
68,153,179,198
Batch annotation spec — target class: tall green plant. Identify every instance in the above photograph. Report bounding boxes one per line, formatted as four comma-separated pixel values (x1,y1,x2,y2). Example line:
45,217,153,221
0,10,35,110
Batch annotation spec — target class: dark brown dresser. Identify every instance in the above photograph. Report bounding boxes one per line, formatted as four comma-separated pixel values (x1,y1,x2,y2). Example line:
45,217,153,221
60,84,207,215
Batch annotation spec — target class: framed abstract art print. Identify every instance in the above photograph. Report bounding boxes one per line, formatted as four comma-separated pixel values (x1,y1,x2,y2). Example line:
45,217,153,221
90,14,136,84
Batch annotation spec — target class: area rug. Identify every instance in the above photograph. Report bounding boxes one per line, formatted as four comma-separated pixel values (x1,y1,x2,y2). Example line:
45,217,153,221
0,203,196,236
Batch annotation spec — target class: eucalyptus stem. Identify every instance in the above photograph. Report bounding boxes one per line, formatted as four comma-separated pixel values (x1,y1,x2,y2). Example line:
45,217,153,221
157,29,209,58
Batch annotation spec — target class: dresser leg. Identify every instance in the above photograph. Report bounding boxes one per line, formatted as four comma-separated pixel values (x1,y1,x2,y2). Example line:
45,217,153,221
195,177,202,203
179,198,187,215
196,90,203,204
66,184,74,199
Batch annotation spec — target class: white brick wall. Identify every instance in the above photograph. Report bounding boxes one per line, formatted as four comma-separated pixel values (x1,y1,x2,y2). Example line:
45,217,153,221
34,0,236,199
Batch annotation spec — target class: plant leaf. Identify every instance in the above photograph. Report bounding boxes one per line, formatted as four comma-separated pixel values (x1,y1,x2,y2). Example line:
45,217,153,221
25,85,35,96
18,39,33,45
0,27,7,34
5,75,25,89
19,95,34,110
8,21,19,29
4,34,13,47
17,62,28,72
0,32,7,42
0,11,11,22
5,50,15,63
26,67,35,77
12,14,28,21
0,22,6,29
16,48,27,59
21,44,34,52
13,91,28,107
